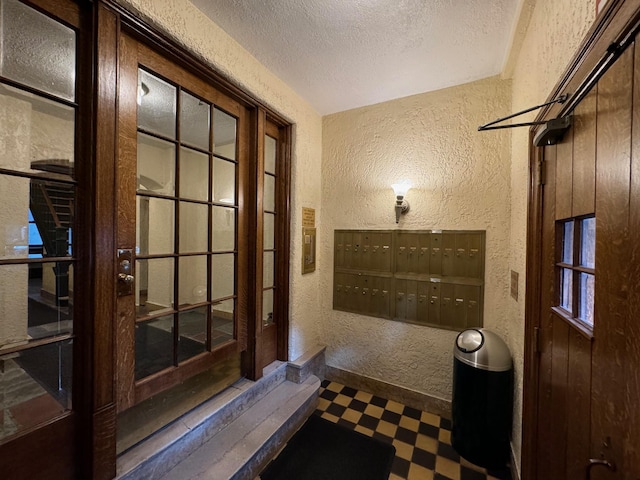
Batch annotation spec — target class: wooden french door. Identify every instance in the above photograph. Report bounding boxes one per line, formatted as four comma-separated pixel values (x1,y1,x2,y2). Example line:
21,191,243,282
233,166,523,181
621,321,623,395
115,33,251,416
0,1,94,478
528,33,640,480
259,117,289,370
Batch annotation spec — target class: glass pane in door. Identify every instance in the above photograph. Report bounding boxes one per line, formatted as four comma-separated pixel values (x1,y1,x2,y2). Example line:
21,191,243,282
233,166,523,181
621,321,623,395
211,299,234,346
180,91,209,150
0,85,75,174
0,338,72,441
137,69,177,139
0,0,76,101
0,0,77,443
213,108,236,160
135,314,174,380
213,158,235,204
180,147,209,201
178,307,207,362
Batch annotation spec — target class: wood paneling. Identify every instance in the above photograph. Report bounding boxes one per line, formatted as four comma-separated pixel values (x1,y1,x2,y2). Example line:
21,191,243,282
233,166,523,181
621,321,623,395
524,3,640,479
535,145,557,480
134,342,239,403
592,45,633,473
115,32,139,413
565,330,591,479
25,0,81,28
627,38,640,479
555,132,574,220
276,122,292,362
572,88,597,217
91,4,119,476
548,318,569,479
0,415,76,479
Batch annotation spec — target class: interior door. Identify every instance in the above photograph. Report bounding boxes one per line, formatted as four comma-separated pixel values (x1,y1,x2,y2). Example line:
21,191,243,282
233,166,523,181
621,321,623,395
260,118,288,369
0,1,91,478
533,38,640,479
115,33,250,425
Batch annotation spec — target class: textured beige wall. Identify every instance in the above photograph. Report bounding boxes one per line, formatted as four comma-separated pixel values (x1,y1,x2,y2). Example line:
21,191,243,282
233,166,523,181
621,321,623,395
321,76,511,401
117,0,324,360
506,0,595,474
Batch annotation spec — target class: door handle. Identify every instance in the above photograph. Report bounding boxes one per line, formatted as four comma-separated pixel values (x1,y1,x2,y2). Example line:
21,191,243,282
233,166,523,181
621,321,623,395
586,458,616,480
118,273,135,285
117,248,134,296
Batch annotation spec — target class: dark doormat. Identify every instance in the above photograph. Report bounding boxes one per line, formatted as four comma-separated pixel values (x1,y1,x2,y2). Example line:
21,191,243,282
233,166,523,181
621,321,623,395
261,414,396,480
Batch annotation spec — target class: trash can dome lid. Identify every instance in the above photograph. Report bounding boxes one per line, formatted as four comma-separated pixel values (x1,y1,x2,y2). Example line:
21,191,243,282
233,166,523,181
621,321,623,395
456,329,484,353
454,328,512,372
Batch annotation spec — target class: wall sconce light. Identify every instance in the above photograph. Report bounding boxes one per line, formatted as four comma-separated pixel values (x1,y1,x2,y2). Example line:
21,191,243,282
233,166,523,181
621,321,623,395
391,181,411,223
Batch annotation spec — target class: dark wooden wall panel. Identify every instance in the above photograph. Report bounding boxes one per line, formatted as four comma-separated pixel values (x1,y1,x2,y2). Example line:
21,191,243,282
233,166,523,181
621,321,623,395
0,416,76,479
115,32,139,412
592,45,633,472
555,132,573,220
626,39,640,478
548,319,569,479
572,88,597,217
536,145,556,480
564,331,591,479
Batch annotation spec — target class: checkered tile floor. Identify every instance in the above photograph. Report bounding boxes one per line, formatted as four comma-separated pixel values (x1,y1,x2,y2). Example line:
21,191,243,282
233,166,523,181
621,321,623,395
315,380,512,480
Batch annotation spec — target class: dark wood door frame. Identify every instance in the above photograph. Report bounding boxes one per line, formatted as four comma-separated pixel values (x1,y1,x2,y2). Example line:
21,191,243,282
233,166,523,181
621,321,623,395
89,2,294,477
522,1,640,478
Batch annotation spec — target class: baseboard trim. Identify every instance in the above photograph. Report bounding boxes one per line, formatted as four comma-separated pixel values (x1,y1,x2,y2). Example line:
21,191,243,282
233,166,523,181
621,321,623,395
287,345,326,384
324,365,451,419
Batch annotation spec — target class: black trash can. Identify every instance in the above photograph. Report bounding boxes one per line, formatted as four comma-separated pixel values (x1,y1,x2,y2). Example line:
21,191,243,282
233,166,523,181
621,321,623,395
451,328,513,469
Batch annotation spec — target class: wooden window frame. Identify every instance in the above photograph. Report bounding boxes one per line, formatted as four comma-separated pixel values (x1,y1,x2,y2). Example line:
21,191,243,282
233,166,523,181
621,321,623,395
552,216,595,338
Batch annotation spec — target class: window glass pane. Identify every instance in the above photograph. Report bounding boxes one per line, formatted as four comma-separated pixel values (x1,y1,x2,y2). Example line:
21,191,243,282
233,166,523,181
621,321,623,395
179,202,208,253
178,307,206,363
560,268,573,312
30,262,73,338
0,0,76,101
136,196,175,255
264,212,275,250
213,108,236,160
135,315,174,380
137,69,176,139
211,254,234,300
581,217,595,269
0,338,72,442
179,148,209,201
212,206,235,252
180,91,209,150
137,133,175,195
579,273,595,327
263,251,274,289
1,175,30,260
0,84,75,175
264,174,275,212
265,135,276,174
211,299,234,347
562,221,574,264
136,258,174,317
263,289,274,326
0,262,72,347
31,180,74,257
178,255,207,306
213,158,235,205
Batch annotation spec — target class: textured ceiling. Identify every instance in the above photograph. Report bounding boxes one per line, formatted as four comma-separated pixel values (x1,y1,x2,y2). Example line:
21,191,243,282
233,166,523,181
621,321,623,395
192,0,522,115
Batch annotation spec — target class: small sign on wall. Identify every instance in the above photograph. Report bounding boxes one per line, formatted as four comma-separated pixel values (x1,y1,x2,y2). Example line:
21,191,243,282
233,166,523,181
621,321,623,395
302,208,316,274
302,207,315,228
